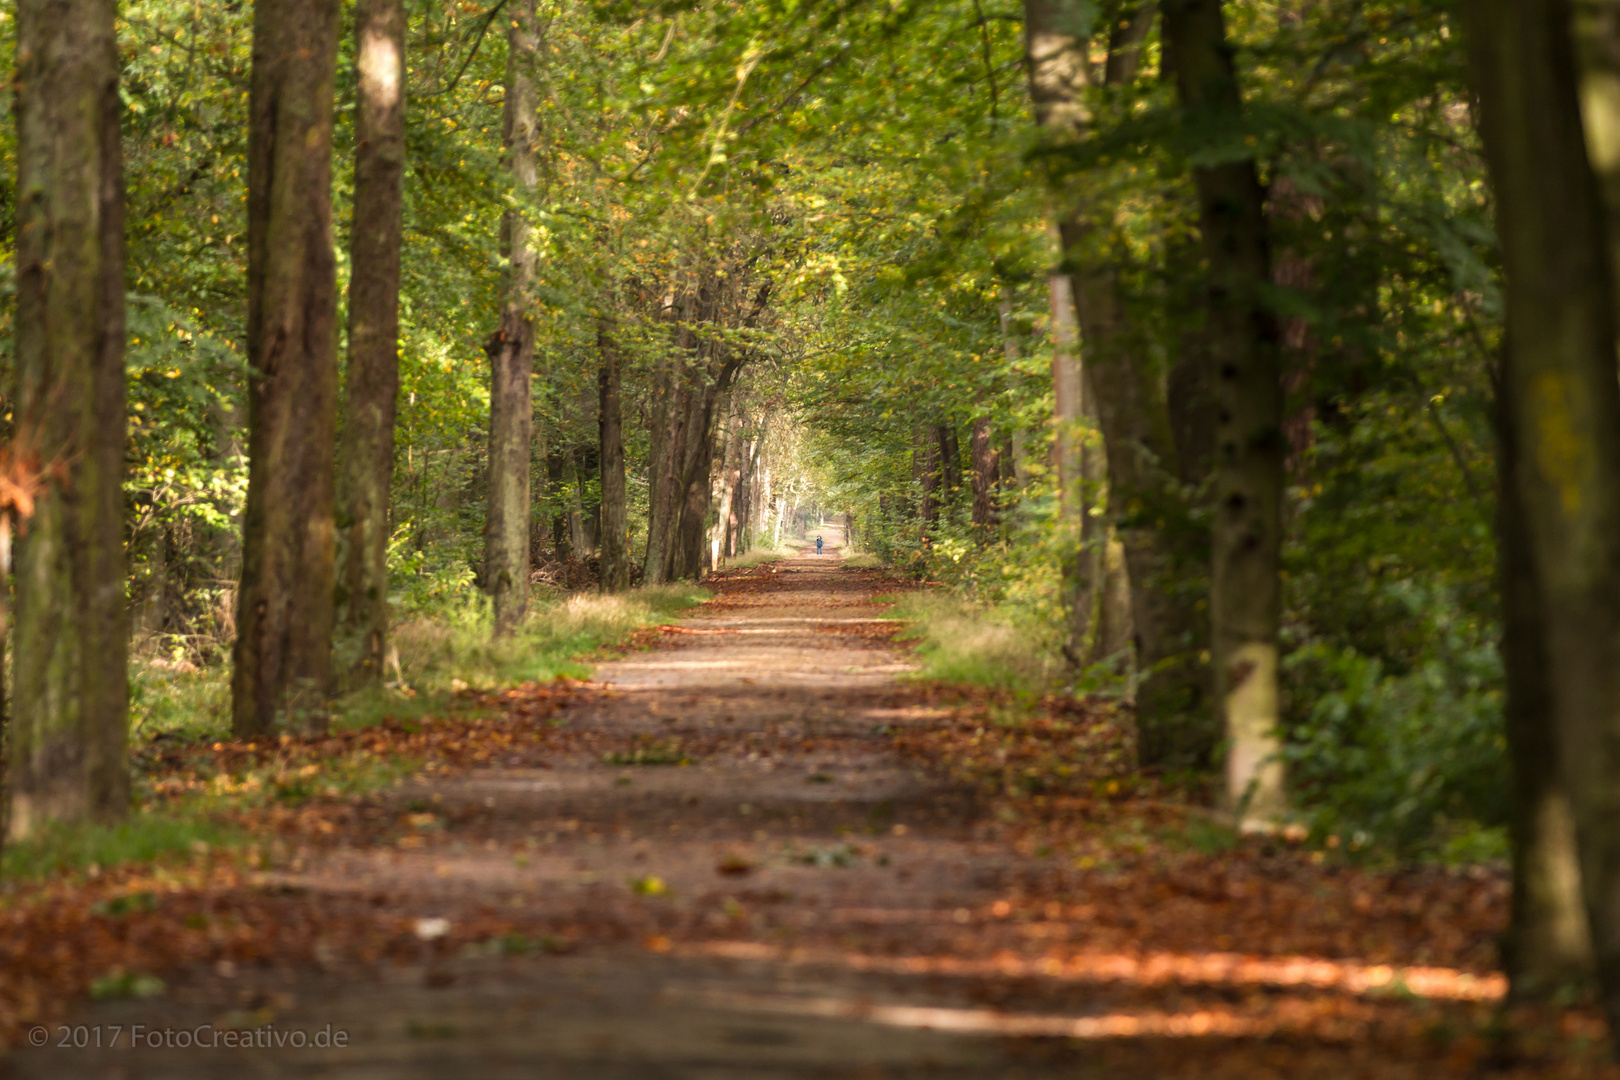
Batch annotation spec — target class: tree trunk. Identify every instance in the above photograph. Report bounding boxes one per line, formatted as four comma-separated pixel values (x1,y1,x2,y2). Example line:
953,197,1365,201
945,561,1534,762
335,0,405,687
1047,272,1099,660
1464,0,1620,1027
997,293,1031,492
545,450,572,562
937,423,962,502
642,346,690,585
598,317,629,592
1163,0,1285,826
1024,0,1212,767
8,0,128,837
1576,0,1620,306
484,0,538,636
916,428,941,530
566,449,590,556
970,417,998,527
232,0,341,738
1497,382,1593,998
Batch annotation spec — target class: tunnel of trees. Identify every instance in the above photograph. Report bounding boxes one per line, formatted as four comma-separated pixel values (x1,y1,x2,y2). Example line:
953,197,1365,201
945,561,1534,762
6,0,1620,1046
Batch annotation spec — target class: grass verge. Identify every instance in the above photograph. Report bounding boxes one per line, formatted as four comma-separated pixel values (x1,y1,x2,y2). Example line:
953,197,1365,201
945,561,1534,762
8,584,713,886
880,590,1066,695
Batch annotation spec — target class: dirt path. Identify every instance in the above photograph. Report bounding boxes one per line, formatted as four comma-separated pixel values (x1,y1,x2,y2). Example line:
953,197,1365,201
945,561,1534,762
0,539,1586,1078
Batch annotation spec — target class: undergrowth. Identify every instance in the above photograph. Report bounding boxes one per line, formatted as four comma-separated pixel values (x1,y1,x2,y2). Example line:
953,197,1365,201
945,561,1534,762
132,584,708,746
880,590,1068,697
4,585,710,886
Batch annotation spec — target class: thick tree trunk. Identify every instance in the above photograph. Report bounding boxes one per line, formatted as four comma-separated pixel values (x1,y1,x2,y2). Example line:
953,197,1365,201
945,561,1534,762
597,318,629,592
1498,386,1593,997
1464,0,1620,1028
1162,0,1285,826
232,0,341,737
335,0,405,687
8,0,129,838
484,0,538,636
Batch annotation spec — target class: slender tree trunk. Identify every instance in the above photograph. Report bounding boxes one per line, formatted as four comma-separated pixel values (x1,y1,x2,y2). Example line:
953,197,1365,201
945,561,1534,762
545,450,572,561
1162,0,1285,826
916,428,941,530
484,0,538,636
232,0,341,737
970,417,998,527
1024,0,1212,766
8,0,128,837
1576,0,1620,302
1047,272,1098,658
597,318,629,592
937,423,962,502
643,349,690,584
1465,0,1620,1027
565,449,589,555
335,0,405,687
997,293,1031,492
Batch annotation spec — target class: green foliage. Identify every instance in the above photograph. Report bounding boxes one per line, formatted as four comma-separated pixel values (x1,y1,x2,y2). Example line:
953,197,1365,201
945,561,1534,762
883,590,1067,696
0,815,233,884
1282,584,1507,857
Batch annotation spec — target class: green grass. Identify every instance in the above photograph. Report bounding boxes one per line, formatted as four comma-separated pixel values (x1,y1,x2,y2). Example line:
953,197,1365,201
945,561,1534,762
839,553,882,568
721,547,793,568
130,584,711,746
7,584,715,889
879,591,1065,694
0,813,236,884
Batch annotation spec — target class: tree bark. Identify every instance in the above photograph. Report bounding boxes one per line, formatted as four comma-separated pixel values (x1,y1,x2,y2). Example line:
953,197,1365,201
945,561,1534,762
1464,0,1620,1026
1497,380,1593,997
916,428,941,530
8,0,129,837
597,316,629,592
937,423,962,502
970,417,998,527
232,0,341,737
484,0,538,636
545,449,572,562
1024,0,1212,767
1047,272,1099,659
1162,0,1285,826
335,0,405,687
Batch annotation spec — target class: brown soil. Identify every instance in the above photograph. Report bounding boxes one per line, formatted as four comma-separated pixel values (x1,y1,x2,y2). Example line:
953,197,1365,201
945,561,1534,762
1,540,1612,1078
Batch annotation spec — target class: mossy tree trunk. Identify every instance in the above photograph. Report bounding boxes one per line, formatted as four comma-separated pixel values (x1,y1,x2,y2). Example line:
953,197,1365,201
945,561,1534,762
1162,0,1286,826
485,0,538,636
335,0,406,686
1023,0,1212,767
232,0,342,737
8,0,129,838
1464,0,1620,1024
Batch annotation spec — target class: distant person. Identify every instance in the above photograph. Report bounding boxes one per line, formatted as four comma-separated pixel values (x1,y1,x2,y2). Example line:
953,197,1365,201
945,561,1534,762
815,535,824,556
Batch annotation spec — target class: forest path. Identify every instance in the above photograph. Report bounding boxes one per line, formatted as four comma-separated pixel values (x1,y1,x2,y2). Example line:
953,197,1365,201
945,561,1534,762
1,535,1087,1078
1,535,1528,1079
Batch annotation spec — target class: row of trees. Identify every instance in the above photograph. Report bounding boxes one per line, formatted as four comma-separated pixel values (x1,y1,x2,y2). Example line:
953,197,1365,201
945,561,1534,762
0,1,824,844
9,0,1620,1044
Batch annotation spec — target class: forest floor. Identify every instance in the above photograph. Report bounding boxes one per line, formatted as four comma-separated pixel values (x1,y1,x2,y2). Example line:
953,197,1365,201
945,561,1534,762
0,537,1614,1078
